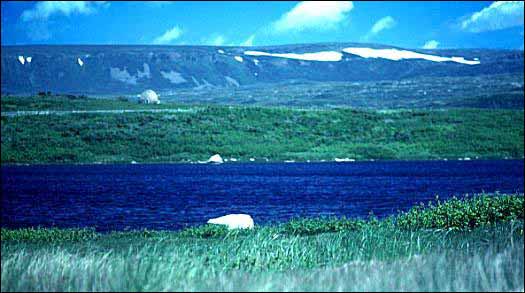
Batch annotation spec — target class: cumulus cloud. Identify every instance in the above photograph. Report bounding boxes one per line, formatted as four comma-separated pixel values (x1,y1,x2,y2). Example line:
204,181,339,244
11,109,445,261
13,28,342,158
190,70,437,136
153,26,183,44
370,16,396,35
362,16,396,41
461,1,524,33
240,35,255,46
270,1,353,34
21,1,107,22
422,40,439,49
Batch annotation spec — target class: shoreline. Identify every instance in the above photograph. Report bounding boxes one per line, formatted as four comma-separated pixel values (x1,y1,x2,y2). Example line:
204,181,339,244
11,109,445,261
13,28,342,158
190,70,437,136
2,157,524,167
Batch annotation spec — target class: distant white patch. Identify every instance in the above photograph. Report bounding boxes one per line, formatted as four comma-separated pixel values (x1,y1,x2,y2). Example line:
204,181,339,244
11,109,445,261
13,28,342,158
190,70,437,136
191,76,200,86
234,56,243,62
218,49,225,54
18,56,25,65
26,56,32,63
253,59,260,65
137,63,150,79
225,76,240,87
342,47,480,65
110,67,137,85
254,72,258,76
244,50,343,62
161,70,187,84
77,58,84,66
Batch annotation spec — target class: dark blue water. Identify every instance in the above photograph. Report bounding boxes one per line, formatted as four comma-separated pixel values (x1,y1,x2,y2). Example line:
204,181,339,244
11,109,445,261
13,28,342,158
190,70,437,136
2,160,523,231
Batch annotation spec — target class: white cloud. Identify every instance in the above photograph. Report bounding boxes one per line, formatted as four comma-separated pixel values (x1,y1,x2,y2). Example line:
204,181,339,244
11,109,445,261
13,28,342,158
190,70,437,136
145,1,175,7
362,16,396,41
422,40,439,49
153,26,183,44
21,1,108,22
461,1,524,33
370,16,396,35
240,35,255,46
270,1,353,33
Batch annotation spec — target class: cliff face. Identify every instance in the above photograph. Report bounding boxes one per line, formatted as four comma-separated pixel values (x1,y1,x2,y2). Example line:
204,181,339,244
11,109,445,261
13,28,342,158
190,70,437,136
1,43,523,95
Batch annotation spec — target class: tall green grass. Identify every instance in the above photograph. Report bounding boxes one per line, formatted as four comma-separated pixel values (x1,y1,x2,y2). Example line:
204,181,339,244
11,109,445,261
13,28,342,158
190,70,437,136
1,194,524,292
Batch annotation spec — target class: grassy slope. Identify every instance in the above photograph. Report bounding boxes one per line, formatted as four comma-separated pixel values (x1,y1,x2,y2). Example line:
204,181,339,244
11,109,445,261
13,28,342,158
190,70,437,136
1,96,523,163
2,194,524,291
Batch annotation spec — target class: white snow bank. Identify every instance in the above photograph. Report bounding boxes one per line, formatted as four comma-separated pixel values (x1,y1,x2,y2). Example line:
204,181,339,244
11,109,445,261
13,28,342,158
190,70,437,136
18,56,25,65
77,58,84,66
234,56,243,62
244,50,343,62
218,49,225,54
342,47,480,65
26,57,32,63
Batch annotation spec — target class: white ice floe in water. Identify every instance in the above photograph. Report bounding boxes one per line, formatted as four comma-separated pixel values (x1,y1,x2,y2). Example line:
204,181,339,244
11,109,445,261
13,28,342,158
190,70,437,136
342,47,480,65
26,57,32,63
77,58,84,66
18,56,25,65
234,56,243,62
207,214,254,229
218,49,225,54
244,50,343,62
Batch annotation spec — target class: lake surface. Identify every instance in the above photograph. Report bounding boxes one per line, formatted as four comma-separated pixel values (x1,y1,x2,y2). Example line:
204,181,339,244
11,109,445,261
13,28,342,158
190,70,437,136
2,160,524,231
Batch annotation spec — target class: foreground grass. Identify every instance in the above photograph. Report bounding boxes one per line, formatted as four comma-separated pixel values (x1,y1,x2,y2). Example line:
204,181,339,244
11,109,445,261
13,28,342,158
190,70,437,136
1,96,523,163
2,195,524,291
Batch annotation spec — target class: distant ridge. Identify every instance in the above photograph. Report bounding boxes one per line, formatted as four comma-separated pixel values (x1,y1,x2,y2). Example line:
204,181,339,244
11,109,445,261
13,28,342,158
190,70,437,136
1,42,523,95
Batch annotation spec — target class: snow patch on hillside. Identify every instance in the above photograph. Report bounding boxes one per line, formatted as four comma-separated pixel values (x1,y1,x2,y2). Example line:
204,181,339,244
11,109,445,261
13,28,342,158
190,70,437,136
161,70,187,84
234,56,243,62
244,51,343,62
218,49,225,54
77,58,84,66
225,76,240,87
18,56,25,65
342,47,480,65
26,57,32,63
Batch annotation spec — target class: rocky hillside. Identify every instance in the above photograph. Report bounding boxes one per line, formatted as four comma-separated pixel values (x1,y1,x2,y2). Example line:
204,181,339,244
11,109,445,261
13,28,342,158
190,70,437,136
1,42,523,95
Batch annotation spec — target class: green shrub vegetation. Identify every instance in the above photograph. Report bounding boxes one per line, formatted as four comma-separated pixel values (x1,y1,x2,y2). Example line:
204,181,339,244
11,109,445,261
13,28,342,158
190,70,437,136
1,194,523,291
1,96,523,163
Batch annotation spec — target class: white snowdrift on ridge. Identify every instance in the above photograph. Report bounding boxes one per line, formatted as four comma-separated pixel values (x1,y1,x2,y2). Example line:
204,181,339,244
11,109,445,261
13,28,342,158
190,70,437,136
26,57,32,63
244,50,343,62
18,56,25,65
77,58,84,66
342,47,480,65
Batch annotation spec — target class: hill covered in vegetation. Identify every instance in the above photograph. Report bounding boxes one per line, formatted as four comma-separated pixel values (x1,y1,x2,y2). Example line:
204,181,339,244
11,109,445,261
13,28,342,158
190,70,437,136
1,96,523,164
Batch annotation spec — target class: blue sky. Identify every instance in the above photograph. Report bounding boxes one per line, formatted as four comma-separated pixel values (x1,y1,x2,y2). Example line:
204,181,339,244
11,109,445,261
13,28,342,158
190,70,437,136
1,1,524,49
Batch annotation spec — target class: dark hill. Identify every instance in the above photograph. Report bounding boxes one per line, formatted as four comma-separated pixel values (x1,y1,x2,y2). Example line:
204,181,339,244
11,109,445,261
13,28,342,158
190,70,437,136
1,43,523,95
